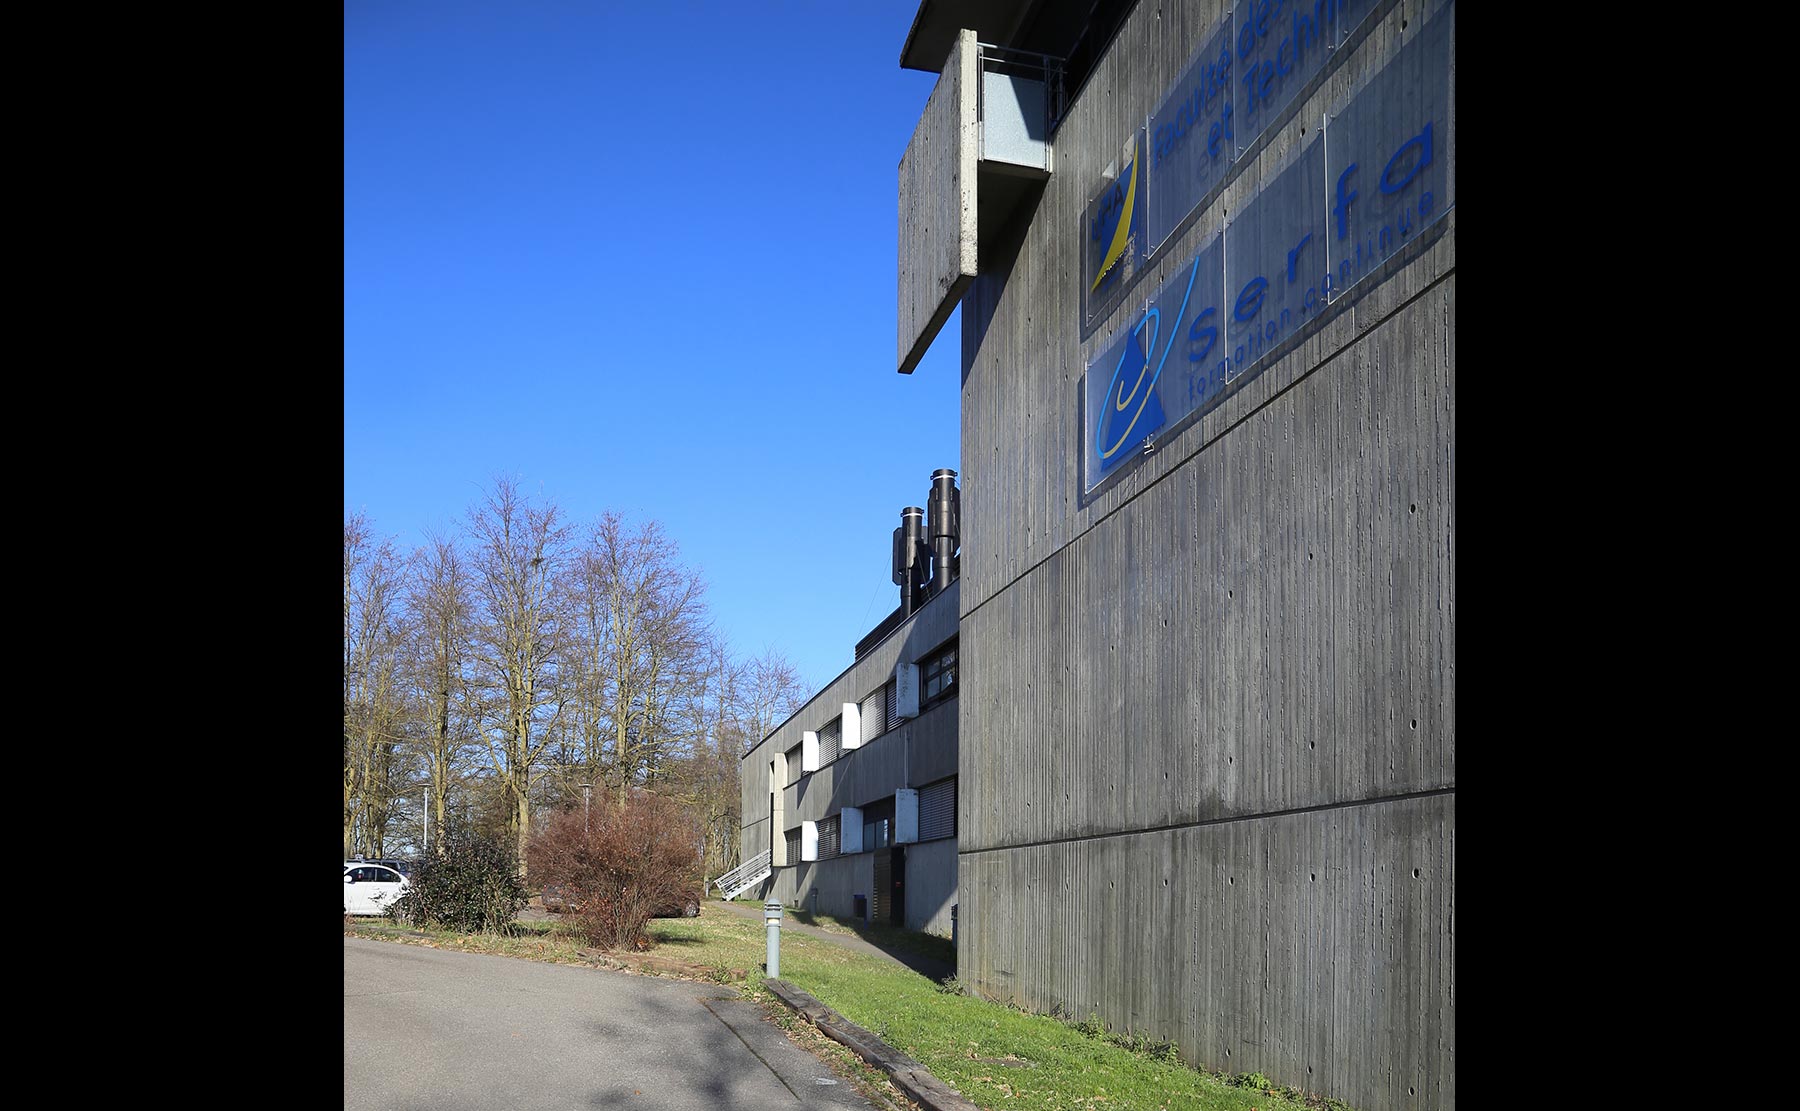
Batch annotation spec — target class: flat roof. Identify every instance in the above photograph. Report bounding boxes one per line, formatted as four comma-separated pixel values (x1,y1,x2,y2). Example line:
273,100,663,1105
900,0,1035,72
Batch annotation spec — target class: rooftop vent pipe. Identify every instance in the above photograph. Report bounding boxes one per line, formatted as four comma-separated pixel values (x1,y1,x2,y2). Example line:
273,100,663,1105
928,468,960,593
892,506,928,616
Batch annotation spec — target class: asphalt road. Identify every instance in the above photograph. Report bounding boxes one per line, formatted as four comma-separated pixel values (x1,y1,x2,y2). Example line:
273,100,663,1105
345,938,876,1111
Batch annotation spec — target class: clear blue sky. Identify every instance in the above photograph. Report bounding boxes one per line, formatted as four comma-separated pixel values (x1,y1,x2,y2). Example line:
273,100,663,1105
345,1,962,695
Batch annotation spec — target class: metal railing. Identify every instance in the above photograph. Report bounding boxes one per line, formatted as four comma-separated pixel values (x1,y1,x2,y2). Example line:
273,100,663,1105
713,849,772,899
978,42,1067,137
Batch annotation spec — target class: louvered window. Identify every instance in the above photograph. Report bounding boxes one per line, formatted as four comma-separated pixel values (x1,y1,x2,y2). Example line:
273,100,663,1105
784,827,801,864
861,685,888,741
819,717,843,765
919,777,956,841
818,814,841,860
884,678,898,727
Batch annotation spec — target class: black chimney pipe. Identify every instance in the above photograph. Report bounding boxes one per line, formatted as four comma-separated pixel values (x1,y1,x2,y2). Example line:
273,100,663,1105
927,468,959,593
892,506,927,616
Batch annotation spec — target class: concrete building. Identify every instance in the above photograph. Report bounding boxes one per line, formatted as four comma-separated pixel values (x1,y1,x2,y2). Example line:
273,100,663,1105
893,1,1455,1109
729,472,964,939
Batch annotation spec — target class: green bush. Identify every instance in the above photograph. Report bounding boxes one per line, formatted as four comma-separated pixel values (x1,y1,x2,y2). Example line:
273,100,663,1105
389,827,526,932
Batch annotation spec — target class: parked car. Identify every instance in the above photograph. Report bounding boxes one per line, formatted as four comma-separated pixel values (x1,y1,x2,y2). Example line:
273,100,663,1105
539,883,578,914
345,862,410,916
344,856,413,878
539,883,701,918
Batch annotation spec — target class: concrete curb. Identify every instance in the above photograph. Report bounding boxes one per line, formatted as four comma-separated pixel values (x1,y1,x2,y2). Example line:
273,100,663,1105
764,979,981,1111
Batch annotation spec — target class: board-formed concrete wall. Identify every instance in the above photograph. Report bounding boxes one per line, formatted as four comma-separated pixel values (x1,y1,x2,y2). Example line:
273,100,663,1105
765,853,871,918
898,28,977,375
951,0,1455,1107
900,837,958,937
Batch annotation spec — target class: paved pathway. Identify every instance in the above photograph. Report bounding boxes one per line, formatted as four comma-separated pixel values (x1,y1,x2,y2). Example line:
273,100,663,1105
711,901,955,983
345,937,875,1111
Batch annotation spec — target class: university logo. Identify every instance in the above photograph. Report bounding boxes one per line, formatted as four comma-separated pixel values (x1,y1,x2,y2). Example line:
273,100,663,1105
1088,140,1141,294
1093,257,1201,470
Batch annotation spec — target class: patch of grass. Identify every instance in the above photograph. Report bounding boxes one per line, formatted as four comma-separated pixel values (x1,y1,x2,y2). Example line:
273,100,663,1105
784,909,956,967
349,915,600,966
776,949,1324,1111
348,905,1350,1111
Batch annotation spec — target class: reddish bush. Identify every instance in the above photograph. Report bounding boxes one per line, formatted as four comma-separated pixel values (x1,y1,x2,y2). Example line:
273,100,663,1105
526,791,701,950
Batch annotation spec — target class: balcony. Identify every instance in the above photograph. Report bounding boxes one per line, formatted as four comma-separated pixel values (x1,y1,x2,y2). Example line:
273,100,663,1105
897,29,1062,374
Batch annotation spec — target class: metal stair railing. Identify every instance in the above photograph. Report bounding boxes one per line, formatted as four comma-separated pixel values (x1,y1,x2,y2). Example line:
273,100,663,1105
712,849,772,900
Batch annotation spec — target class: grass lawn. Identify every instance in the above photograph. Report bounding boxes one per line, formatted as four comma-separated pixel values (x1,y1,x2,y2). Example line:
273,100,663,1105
347,905,1345,1111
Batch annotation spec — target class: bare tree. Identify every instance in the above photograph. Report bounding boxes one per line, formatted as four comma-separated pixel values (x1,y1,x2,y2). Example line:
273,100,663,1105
739,647,808,751
573,514,709,802
664,645,807,878
345,512,408,858
463,477,568,865
405,532,476,856
662,636,744,880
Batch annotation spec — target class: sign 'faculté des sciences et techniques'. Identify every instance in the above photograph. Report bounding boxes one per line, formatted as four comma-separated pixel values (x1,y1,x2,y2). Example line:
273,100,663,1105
1083,0,1453,492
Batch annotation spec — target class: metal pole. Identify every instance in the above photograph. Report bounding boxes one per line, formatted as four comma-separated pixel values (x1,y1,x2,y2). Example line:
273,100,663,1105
580,782,593,834
764,900,783,978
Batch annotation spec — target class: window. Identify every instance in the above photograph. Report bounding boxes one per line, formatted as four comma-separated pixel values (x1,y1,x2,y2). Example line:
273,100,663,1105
820,717,843,766
884,677,898,727
861,683,889,741
921,638,958,706
818,815,841,860
785,744,802,785
863,817,891,851
861,796,895,851
919,777,957,841
784,827,801,864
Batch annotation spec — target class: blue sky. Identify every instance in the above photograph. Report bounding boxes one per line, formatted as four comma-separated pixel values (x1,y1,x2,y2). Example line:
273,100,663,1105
346,2,962,694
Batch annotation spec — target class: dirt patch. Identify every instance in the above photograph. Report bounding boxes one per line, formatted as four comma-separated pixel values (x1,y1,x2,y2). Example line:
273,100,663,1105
573,947,745,982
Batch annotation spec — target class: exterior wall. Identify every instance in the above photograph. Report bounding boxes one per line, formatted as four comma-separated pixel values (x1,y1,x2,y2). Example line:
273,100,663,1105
950,2,1454,1109
762,835,959,940
740,582,960,923
901,836,958,937
765,853,873,917
782,697,956,827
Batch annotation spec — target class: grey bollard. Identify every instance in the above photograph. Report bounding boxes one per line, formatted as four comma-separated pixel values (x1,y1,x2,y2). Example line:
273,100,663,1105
765,900,783,978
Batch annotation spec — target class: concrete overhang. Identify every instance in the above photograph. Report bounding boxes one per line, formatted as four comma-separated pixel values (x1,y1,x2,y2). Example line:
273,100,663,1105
900,0,1036,72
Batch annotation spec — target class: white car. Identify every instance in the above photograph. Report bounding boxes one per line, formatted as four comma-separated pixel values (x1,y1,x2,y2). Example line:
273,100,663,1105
344,863,409,916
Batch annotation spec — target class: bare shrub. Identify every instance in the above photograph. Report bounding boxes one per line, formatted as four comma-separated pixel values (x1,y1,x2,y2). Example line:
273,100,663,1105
526,791,700,950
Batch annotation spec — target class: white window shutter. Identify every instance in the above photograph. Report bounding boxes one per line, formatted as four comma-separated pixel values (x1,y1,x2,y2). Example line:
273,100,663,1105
895,788,919,844
896,662,920,719
842,702,862,749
